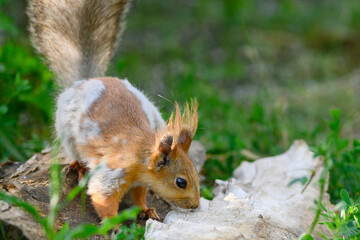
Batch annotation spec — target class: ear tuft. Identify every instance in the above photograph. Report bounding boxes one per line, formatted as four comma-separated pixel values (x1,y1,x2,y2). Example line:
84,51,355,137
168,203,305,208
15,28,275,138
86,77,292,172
178,129,193,153
168,99,198,153
159,135,173,156
150,100,198,170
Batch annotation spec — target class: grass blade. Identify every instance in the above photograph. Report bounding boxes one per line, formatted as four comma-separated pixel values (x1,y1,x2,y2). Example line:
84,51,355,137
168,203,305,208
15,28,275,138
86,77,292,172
0,220,7,240
98,207,140,236
340,189,351,206
67,224,99,239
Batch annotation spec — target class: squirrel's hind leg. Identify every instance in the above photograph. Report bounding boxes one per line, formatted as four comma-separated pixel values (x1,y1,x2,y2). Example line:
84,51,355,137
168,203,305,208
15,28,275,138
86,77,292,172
130,186,160,221
69,161,88,182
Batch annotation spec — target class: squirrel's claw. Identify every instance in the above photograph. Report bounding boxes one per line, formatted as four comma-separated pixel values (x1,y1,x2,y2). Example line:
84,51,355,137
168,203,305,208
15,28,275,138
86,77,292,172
138,207,160,221
109,224,122,238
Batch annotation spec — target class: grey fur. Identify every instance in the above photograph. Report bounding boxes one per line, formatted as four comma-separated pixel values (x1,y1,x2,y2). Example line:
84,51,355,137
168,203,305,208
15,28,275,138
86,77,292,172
28,0,131,88
87,161,125,196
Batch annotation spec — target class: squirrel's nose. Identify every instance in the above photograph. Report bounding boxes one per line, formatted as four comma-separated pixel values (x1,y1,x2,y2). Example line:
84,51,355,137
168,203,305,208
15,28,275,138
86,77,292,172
191,199,200,209
190,204,199,209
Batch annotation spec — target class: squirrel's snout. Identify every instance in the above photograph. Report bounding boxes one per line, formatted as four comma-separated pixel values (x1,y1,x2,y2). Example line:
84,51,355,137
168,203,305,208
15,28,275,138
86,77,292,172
190,200,200,209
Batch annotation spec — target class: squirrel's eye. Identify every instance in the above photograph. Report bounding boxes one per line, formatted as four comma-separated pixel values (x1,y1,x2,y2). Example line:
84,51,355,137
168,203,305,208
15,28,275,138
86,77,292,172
176,177,187,189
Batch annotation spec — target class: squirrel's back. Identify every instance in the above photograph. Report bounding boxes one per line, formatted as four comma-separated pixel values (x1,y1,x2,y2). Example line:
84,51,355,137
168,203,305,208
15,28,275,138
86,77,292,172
28,0,131,88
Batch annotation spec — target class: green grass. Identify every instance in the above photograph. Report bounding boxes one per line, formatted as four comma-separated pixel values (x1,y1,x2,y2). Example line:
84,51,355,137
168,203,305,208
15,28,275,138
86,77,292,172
1,0,360,238
301,110,360,239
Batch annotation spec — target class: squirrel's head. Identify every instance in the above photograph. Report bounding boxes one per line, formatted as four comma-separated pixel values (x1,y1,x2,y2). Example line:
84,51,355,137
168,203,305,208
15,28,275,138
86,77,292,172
146,100,200,210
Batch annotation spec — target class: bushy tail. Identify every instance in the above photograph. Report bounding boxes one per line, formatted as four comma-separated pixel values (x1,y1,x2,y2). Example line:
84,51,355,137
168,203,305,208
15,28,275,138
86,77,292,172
28,0,131,88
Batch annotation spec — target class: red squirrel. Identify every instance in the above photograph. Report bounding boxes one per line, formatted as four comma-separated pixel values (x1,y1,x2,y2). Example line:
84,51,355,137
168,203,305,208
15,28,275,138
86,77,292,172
28,0,200,221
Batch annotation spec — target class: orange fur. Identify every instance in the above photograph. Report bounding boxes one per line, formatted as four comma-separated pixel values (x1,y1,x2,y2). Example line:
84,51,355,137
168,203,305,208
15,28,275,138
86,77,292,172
72,77,200,220
91,191,121,219
130,186,160,220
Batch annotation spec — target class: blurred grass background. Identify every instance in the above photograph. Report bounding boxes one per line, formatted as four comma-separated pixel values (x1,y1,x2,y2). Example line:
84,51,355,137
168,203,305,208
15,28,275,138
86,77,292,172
0,0,359,202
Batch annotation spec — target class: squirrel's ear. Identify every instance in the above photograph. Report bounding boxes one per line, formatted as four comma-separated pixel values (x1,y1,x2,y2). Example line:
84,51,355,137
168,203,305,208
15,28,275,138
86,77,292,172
159,135,173,156
177,129,193,153
148,135,174,171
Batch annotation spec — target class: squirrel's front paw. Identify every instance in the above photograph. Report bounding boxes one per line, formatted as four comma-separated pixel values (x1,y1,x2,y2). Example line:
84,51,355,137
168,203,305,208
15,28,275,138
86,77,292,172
111,225,120,236
138,207,160,221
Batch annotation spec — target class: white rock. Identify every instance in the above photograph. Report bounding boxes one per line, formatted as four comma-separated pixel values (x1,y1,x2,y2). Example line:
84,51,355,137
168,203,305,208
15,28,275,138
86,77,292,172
145,140,330,240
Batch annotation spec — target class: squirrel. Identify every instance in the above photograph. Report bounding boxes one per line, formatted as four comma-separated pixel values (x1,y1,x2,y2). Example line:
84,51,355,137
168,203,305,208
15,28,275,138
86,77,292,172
27,0,200,222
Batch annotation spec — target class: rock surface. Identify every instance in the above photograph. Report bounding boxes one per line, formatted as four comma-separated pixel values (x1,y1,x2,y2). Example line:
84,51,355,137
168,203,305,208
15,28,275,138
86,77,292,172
145,140,331,240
